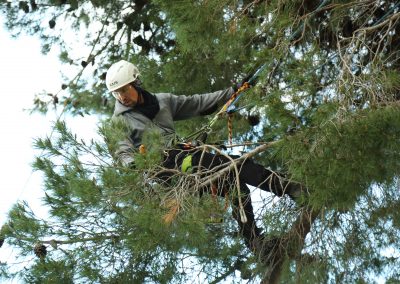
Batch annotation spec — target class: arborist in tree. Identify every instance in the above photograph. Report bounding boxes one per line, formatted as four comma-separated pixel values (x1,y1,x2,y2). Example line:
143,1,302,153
105,60,306,263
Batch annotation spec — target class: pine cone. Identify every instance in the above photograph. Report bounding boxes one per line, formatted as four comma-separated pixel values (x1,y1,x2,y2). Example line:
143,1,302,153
49,19,56,29
34,243,47,259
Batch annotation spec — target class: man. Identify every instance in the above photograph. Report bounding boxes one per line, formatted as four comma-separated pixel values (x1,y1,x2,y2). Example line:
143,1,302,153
106,60,304,262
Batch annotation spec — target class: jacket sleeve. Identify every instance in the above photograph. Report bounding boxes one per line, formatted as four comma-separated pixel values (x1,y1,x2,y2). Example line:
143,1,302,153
115,139,136,167
112,114,145,167
170,87,234,120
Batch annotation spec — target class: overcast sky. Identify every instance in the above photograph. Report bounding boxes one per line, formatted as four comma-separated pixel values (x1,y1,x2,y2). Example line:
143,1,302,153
0,16,100,276
0,27,60,221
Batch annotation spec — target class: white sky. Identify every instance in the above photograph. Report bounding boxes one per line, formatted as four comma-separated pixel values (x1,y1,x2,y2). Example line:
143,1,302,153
0,16,99,277
0,29,60,222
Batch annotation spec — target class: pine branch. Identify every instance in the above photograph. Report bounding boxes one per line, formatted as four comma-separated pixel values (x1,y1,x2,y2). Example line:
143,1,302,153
209,264,237,284
14,234,120,249
196,141,280,189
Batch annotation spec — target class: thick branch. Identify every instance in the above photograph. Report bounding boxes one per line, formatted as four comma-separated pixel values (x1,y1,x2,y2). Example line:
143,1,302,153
355,12,400,34
197,140,280,189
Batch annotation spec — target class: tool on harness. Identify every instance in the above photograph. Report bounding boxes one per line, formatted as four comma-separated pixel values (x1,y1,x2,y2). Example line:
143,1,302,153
181,155,193,173
180,153,225,224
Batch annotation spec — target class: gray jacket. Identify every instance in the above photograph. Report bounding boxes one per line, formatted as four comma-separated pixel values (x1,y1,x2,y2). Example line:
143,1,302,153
113,87,234,166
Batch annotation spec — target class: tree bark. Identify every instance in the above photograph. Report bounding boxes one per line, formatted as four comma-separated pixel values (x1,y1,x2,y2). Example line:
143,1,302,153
261,206,320,284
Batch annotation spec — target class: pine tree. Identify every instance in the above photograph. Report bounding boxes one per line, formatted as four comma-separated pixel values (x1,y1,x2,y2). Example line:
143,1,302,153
1,0,400,283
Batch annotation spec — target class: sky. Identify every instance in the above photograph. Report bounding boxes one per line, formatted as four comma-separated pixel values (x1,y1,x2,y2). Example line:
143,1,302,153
0,15,99,277
0,27,60,221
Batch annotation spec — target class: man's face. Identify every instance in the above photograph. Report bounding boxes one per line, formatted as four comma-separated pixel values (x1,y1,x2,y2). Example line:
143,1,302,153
112,84,139,107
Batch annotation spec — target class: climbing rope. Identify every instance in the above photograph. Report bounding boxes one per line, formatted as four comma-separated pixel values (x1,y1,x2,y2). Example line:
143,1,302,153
227,113,233,145
182,64,267,145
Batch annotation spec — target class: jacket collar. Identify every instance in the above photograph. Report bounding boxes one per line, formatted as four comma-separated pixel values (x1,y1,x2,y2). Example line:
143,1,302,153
113,99,132,116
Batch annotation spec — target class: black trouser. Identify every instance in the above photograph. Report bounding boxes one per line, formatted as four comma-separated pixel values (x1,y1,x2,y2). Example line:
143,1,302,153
159,148,298,253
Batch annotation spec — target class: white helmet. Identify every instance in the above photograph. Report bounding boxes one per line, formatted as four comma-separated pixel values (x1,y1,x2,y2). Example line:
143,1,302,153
105,60,140,92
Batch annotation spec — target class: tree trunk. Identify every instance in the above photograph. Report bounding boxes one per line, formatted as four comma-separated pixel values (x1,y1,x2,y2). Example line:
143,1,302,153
261,206,320,283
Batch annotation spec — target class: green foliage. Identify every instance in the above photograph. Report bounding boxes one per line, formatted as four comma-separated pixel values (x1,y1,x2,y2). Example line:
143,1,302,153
132,128,164,170
2,120,249,283
23,259,76,284
282,105,400,209
381,69,400,94
99,116,131,155
2,0,400,282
